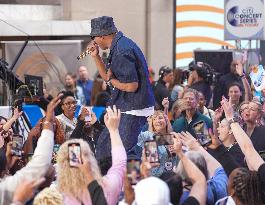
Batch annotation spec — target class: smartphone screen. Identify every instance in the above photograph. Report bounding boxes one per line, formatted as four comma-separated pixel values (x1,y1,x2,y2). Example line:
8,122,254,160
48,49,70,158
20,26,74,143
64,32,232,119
127,159,141,185
155,134,174,146
144,140,159,163
192,120,212,147
11,134,23,157
68,143,82,167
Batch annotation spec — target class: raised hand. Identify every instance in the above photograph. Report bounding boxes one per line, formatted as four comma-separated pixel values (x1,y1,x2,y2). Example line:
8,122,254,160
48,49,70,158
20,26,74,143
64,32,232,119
172,133,183,155
214,107,223,123
207,128,221,150
104,105,121,132
79,106,90,121
221,96,234,120
45,93,63,123
162,97,169,110
12,107,23,121
179,132,200,151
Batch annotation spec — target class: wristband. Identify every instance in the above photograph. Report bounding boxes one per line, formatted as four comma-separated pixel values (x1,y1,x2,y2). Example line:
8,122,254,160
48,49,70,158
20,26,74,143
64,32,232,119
240,74,245,78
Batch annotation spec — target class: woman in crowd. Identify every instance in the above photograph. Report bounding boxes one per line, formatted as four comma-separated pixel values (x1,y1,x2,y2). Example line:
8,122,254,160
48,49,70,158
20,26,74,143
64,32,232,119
64,73,85,105
90,73,110,107
169,68,184,102
130,110,178,177
213,106,245,166
0,108,23,150
56,106,126,205
212,96,265,205
239,99,265,152
56,91,78,140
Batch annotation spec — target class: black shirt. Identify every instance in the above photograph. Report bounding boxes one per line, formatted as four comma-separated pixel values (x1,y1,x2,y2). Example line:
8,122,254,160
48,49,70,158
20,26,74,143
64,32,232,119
227,143,245,167
250,126,265,152
153,79,172,110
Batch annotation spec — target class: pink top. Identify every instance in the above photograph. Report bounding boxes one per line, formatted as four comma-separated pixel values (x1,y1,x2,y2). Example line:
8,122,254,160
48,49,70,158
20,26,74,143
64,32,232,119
63,146,127,205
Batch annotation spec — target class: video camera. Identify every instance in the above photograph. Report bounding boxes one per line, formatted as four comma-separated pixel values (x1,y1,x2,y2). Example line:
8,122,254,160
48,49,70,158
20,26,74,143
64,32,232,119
188,61,222,85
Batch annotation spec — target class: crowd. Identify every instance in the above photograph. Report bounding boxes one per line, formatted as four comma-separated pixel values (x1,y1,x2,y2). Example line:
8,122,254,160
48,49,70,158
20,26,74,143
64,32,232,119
1,15,265,205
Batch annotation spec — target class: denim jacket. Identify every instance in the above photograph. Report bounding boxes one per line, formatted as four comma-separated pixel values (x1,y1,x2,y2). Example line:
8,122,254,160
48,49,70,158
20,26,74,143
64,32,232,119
106,32,155,111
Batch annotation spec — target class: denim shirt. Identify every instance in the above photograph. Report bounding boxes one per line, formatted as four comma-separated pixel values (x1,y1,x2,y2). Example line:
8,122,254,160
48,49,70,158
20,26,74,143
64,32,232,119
180,167,228,205
106,31,155,111
135,131,179,177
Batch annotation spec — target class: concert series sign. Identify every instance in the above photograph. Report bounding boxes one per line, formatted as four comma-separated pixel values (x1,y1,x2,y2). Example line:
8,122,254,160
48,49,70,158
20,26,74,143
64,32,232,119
224,0,264,40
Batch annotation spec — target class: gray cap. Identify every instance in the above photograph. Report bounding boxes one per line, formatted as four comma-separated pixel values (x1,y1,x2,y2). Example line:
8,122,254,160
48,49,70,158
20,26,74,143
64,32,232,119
90,16,118,37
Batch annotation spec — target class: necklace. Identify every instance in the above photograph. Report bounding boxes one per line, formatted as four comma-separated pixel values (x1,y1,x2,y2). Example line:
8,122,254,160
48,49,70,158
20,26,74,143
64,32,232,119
227,142,238,151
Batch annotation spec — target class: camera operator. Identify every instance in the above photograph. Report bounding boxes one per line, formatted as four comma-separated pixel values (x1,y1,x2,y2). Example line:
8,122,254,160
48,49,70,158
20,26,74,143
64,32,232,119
187,63,212,107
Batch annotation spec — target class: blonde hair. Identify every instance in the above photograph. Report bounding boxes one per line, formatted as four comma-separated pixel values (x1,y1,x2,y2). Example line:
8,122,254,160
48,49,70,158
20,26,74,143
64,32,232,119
33,187,63,205
57,139,103,200
148,110,172,133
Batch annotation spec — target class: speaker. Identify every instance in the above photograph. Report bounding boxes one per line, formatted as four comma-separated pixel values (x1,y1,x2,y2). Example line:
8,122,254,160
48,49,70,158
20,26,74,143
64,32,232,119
194,50,233,75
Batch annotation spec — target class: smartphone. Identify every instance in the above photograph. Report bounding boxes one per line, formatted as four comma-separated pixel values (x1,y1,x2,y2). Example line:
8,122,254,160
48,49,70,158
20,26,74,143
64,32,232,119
259,151,265,161
144,140,159,163
68,143,82,167
127,159,141,185
84,106,92,122
52,144,60,164
192,120,212,147
155,134,174,146
53,144,60,154
11,134,24,157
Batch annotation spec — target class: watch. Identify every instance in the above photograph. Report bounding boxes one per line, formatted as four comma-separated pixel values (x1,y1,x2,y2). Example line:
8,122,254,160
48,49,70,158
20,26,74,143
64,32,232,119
227,117,238,127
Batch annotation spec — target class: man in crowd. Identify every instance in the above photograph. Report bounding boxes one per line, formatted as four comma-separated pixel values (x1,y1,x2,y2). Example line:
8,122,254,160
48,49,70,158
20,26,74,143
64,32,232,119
77,66,93,106
173,88,212,137
87,16,155,160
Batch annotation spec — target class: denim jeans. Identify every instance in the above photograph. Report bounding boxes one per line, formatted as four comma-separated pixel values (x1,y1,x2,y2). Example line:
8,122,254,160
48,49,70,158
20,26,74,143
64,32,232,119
95,113,147,160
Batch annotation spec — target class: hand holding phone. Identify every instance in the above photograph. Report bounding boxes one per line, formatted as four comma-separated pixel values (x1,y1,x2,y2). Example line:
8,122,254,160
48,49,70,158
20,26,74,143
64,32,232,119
192,120,212,147
11,134,23,157
68,143,82,167
127,159,141,185
144,140,159,163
